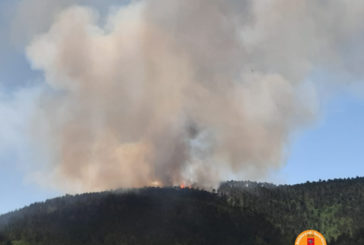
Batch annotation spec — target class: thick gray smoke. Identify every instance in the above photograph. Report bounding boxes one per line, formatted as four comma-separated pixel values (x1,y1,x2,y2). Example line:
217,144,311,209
23,0,364,192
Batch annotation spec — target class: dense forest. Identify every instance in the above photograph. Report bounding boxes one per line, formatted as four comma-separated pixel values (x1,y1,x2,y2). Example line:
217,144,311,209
219,177,364,244
0,177,363,245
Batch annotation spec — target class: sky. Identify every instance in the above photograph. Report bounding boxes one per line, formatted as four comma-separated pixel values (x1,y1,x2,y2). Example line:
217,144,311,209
1,0,364,215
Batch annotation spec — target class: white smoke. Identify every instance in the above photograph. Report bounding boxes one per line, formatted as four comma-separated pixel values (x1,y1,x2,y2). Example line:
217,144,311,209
19,0,364,191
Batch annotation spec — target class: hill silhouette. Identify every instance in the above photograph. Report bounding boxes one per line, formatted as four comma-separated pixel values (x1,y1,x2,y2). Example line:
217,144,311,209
0,188,282,245
0,177,363,245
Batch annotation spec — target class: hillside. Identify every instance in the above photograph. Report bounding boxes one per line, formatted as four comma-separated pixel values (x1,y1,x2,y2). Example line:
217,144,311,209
219,177,364,244
0,188,282,245
0,177,364,245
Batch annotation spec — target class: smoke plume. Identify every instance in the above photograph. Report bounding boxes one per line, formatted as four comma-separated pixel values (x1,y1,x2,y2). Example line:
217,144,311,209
24,0,364,191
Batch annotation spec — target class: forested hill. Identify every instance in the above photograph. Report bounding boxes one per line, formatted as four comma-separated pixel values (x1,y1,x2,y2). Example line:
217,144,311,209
0,177,364,245
0,188,283,245
219,177,364,244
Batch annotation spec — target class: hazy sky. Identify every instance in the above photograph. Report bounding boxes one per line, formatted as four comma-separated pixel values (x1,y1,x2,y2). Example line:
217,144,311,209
1,0,364,214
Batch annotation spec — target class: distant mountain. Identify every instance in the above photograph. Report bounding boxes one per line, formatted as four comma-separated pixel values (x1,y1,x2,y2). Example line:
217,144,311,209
1,177,363,245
